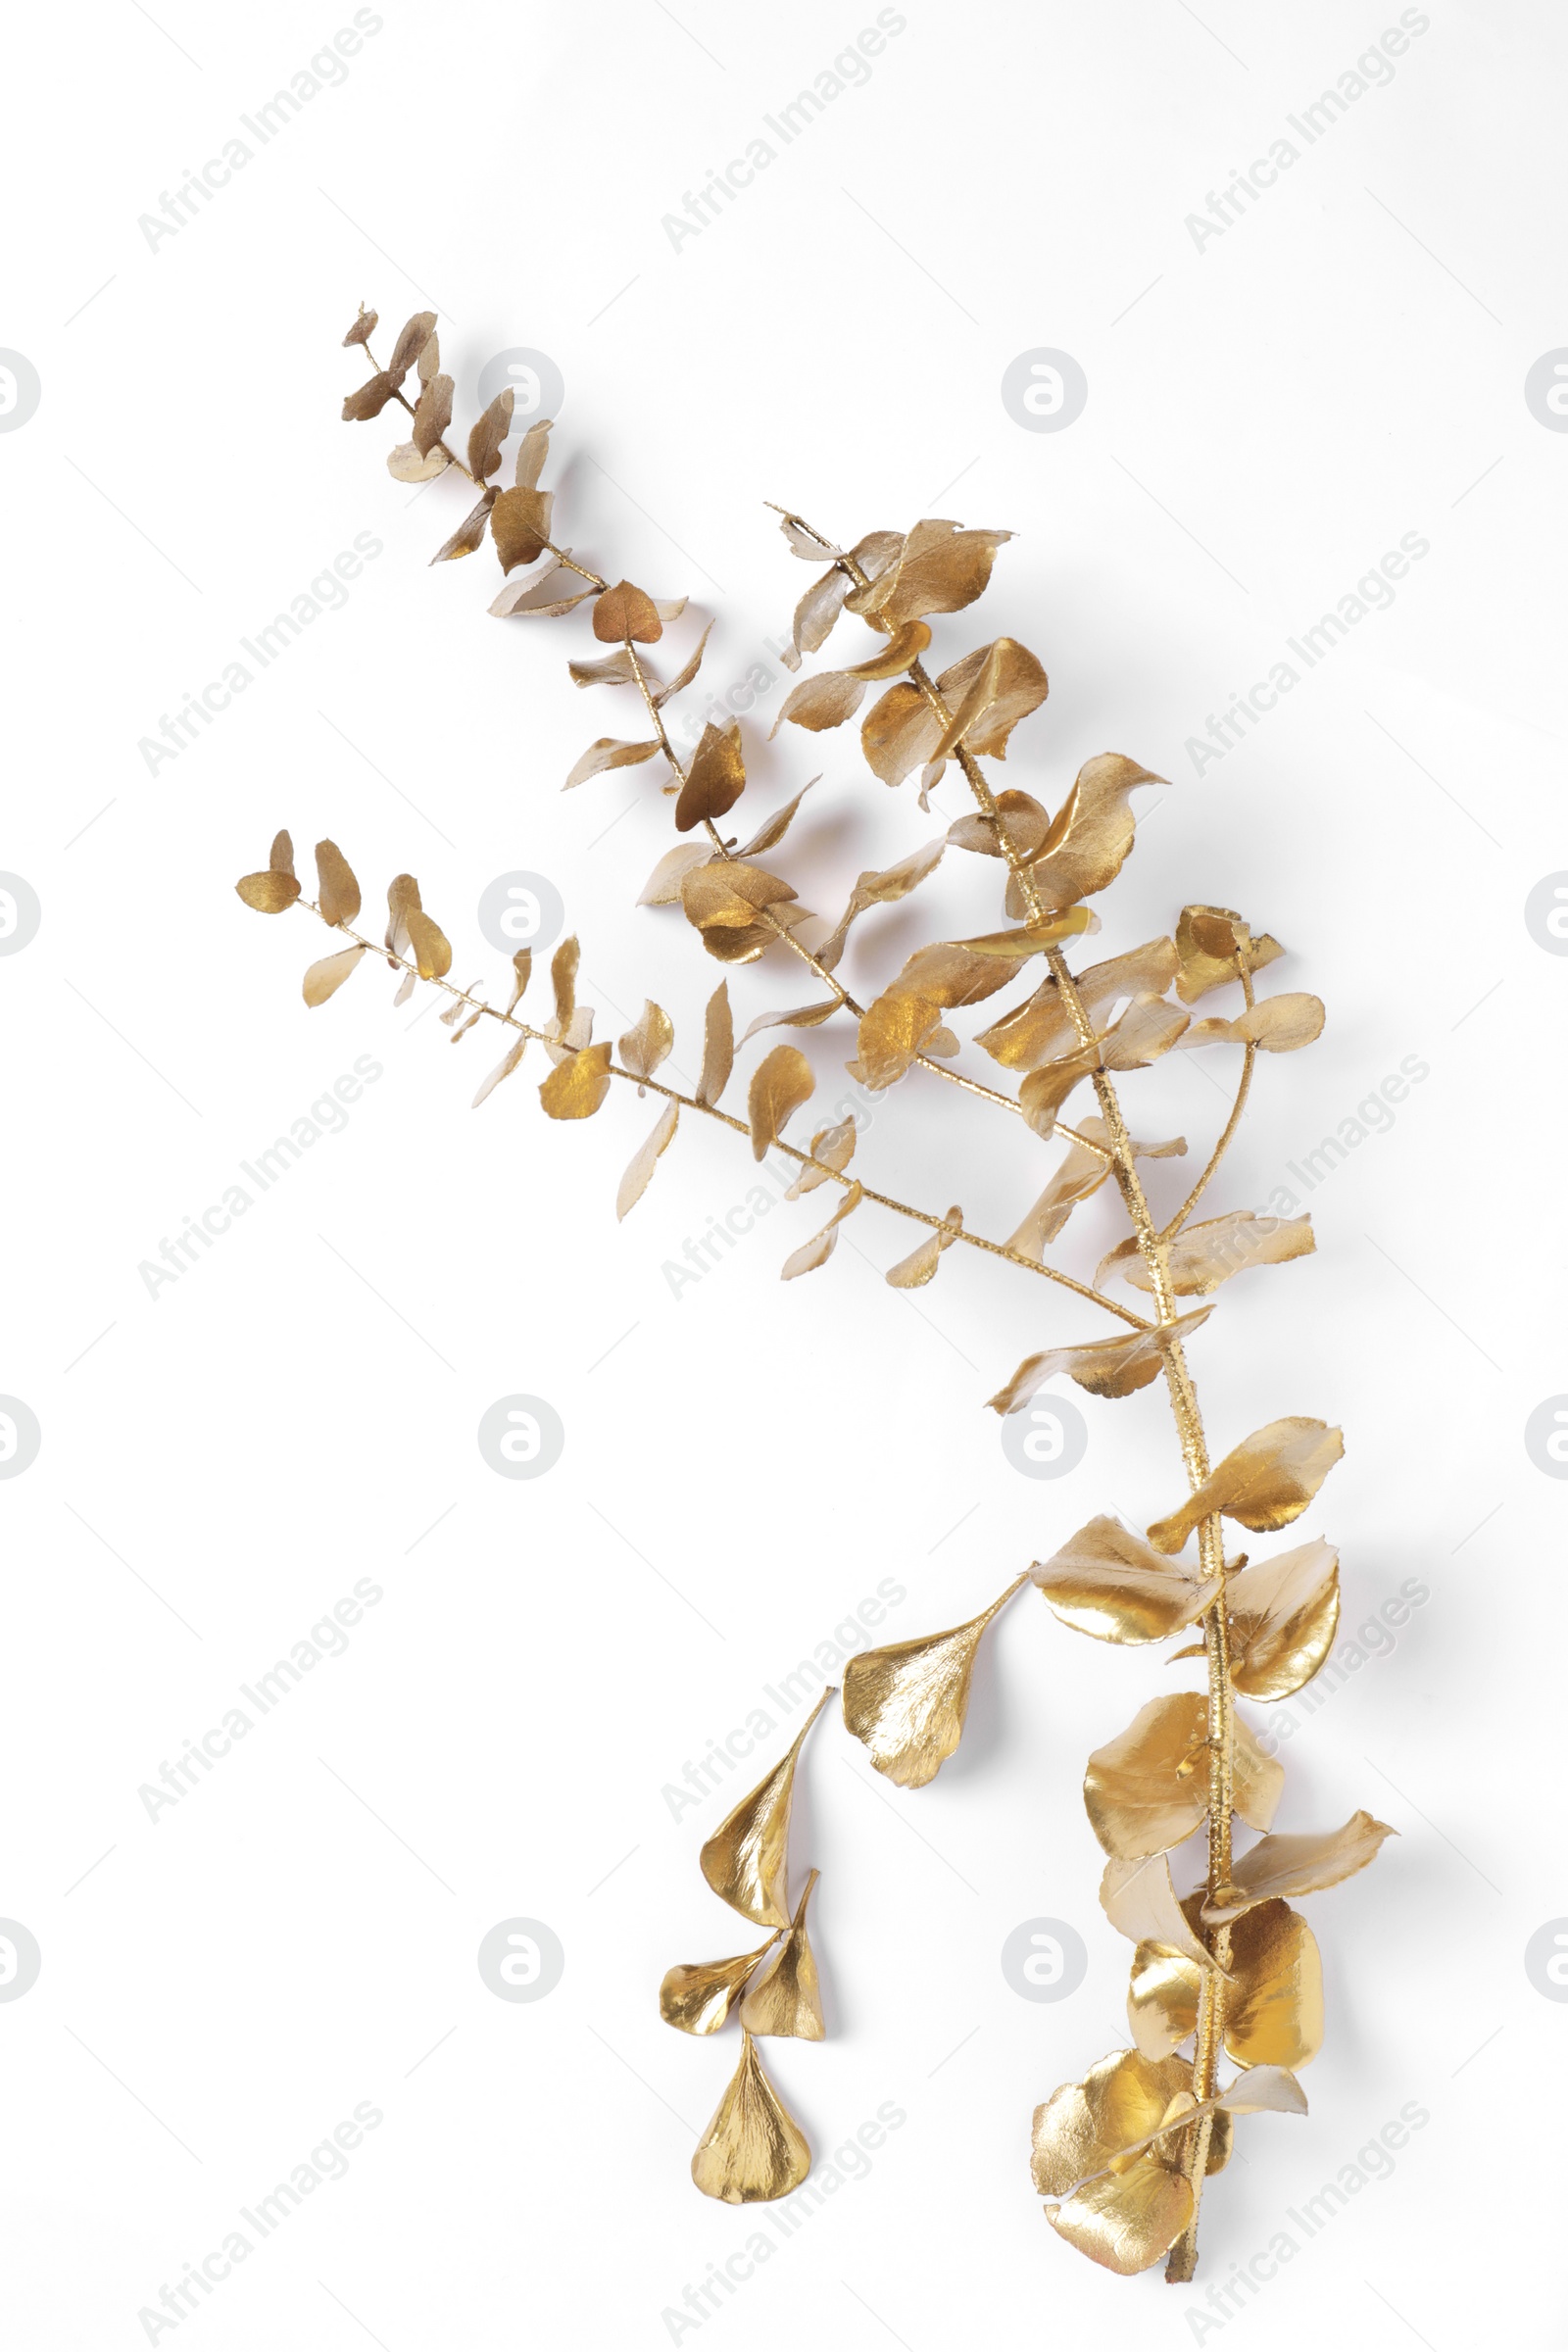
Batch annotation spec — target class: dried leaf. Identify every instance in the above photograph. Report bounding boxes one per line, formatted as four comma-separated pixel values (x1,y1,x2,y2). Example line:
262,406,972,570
855,517,1013,627
506,950,532,1013
769,670,867,737
416,331,441,385
988,1307,1214,1412
342,307,377,349
1130,1898,1324,2069
429,489,497,564
1225,1539,1341,1701
341,371,400,421
1175,905,1284,1004
617,1000,674,1083
492,486,555,572
783,565,853,670
386,441,450,483
471,1033,528,1108
404,908,452,981
655,621,712,706
786,1116,857,1198
564,736,662,790
734,782,816,859
1100,1212,1315,1298
302,944,366,1006
815,838,947,973
467,388,514,481
639,844,710,906
929,637,1049,761
885,1208,961,1289
412,370,454,458
514,416,553,490
385,871,420,959
236,868,301,913
695,982,734,1107
539,1041,613,1121
1017,1041,1102,1135
950,908,1099,957
843,618,933,681
690,2030,811,2205
1237,994,1325,1053
748,1045,815,1161
675,721,747,832
860,678,943,786
977,938,1178,1071
489,563,594,618
1147,1418,1344,1555
594,578,663,645
1202,1812,1396,1927
1101,1857,1221,1974
568,649,641,689
1084,1693,1283,1860
1031,2048,1198,2275
842,1576,1022,1788
779,516,842,561
1007,1128,1115,1257
781,1180,861,1280
314,839,360,928
660,1936,780,2036
1100,995,1190,1068
1034,1516,1221,1645
617,1099,679,1220
853,987,944,1091
947,788,1052,863
1026,755,1169,910
1219,2063,1309,2117
551,937,579,1028
700,1690,830,1927
1044,2158,1196,2278
388,311,437,377
682,860,798,938
739,1873,823,2040
270,831,295,877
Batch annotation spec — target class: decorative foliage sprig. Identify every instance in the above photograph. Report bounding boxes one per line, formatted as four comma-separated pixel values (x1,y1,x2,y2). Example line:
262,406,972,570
234,304,1396,2284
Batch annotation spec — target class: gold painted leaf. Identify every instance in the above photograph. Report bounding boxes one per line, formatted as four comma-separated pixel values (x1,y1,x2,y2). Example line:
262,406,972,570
675,721,747,832
1006,1125,1119,1258
886,1206,961,1289
660,1936,780,2036
1084,1693,1283,1860
654,620,712,707
314,839,360,928
748,1044,814,1161
1100,1857,1220,1974
781,1181,861,1280
341,307,377,349
700,1690,831,1928
855,517,1013,627
430,489,497,564
1031,2045,1194,2201
929,636,1049,762
404,908,452,982
1045,2156,1195,2277
1147,1417,1344,1555
976,937,1178,1071
1218,1900,1324,2068
859,678,943,786
1100,1211,1316,1298
844,618,932,680
616,1099,678,1220
1126,1928,1202,2062
768,670,866,736
270,830,295,877
1099,995,1189,1067
1202,1812,1396,1926
988,1307,1214,1412
514,416,553,490
783,564,854,670
740,1872,824,2040
388,312,437,377
734,781,817,858
538,1042,613,1121
842,1575,1024,1788
1017,1042,1102,1136
236,867,301,913
1226,1539,1341,1701
302,945,366,1006
1175,905,1284,1004
696,981,734,1106
467,387,514,481
617,1000,674,1083
1034,1516,1220,1645
1026,754,1169,910
593,578,663,645
489,567,593,618
551,936,579,1028
638,845,709,906
411,369,453,458
950,908,1099,956
491,486,555,572
507,950,531,1011
385,872,420,958
853,987,944,1091
568,648,641,688
471,1033,528,1108
416,330,441,385
786,1116,857,1198
341,370,401,421
740,1001,841,1045
1219,2064,1308,2117
690,2030,811,2205
387,440,450,483
816,837,947,972
1237,993,1325,1053
564,735,662,790
947,787,1052,863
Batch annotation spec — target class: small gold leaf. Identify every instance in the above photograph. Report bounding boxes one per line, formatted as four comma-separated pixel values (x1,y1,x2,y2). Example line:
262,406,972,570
842,1576,1024,1788
1219,2064,1309,2117
929,635,1049,762
690,2030,811,2205
1147,1418,1344,1554
768,671,866,736
781,1181,861,1280
739,1873,824,2040
748,1044,814,1161
467,388,514,481
977,938,1178,1071
471,1033,528,1108
539,1042,612,1121
302,945,366,1006
950,908,1099,956
429,489,498,564
491,486,555,572
1027,754,1169,910
860,678,942,786
1226,1539,1341,1700
1099,1857,1220,1974
270,830,295,877
1220,1900,1323,2069
514,417,553,490
411,370,454,458
815,837,946,973
701,1690,831,1928
734,781,817,858
855,517,1013,627
696,982,734,1106
1034,1516,1220,1645
314,839,361,928
387,311,437,376
387,441,450,483
639,844,710,906
885,1207,962,1289
617,1099,678,1219
675,721,747,833
1236,994,1325,1053
564,736,662,790
404,908,452,981
1099,1211,1315,1298
786,1116,857,1198
593,578,663,645
660,1937,780,2036
617,1000,674,1083
551,936,579,1029
1202,1812,1396,1926
1175,904,1284,1004
654,620,712,706
843,618,933,680
988,1307,1214,1412
1007,1128,1115,1258
854,987,944,1091
342,307,377,349
236,869,301,913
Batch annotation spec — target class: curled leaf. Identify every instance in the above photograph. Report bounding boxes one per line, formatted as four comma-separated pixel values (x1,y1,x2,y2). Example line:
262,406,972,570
748,1044,814,1161
1031,2048,1197,2276
988,1307,1214,1412
842,1576,1024,1788
1131,1897,1324,2069
977,938,1178,1072
388,311,437,377
1100,1856,1221,1974
1202,1812,1396,1927
781,1181,861,1280
1147,1418,1344,1555
843,618,932,680
314,839,361,928
1034,1516,1220,1645
690,2030,811,2205
854,517,1013,627
700,1690,831,1928
430,489,497,564
886,1206,961,1289
661,1936,780,2036
1219,2063,1309,2117
302,945,366,1006
950,908,1099,957
929,636,1049,761
471,1033,528,1108
735,781,817,859
539,1042,613,1121
1226,1539,1341,1701
1026,754,1169,910
739,1873,824,2040
514,417,553,489
1175,905,1284,1004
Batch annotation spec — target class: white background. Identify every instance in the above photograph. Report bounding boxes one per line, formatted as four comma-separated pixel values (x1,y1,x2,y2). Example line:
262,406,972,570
4,1,1565,2344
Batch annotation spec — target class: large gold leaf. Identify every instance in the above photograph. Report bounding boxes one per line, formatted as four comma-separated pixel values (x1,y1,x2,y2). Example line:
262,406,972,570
690,2031,811,2204
885,1206,961,1289
564,735,662,790
1147,1417,1344,1555
977,937,1179,1071
617,1000,674,1083
1174,905,1284,1004
675,721,747,832
780,1182,861,1280
1007,1133,1115,1259
1026,754,1168,910
929,636,1048,762
593,579,663,645
1031,2046,1193,2199
1226,1539,1341,1700
660,1936,780,2035
1046,2157,1195,2277
616,1100,678,1220
1083,1693,1283,1860
988,1306,1214,1412
841,1575,1024,1788
696,981,733,1107
1100,1211,1315,1298
302,945,366,1007
1202,1812,1396,1926
855,518,1013,627
1034,1516,1220,1645
739,1872,824,2040
700,1690,830,1928
538,1042,613,1121
748,1044,814,1160
1222,1900,1324,2067
314,839,361,927
769,671,866,736
950,909,1099,957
